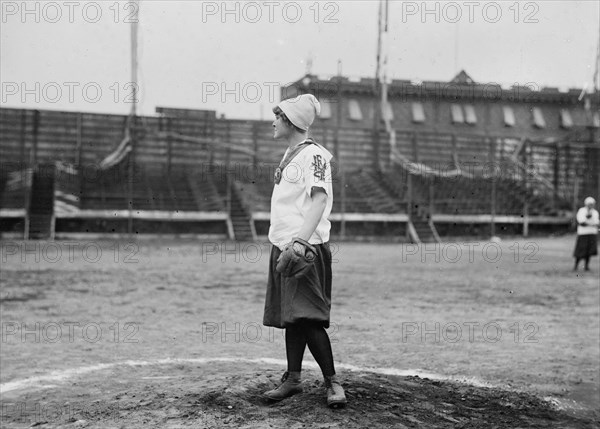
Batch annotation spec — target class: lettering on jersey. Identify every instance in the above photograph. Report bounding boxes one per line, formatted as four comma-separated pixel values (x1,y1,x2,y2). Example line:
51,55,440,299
312,155,327,182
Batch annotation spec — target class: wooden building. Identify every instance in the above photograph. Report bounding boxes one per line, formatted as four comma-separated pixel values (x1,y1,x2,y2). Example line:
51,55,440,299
282,71,599,139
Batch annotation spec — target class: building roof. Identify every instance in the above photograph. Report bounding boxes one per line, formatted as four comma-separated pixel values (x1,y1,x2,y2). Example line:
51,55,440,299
284,72,596,105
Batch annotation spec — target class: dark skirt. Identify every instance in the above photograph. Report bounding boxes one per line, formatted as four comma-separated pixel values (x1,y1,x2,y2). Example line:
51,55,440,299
263,243,332,329
573,234,598,258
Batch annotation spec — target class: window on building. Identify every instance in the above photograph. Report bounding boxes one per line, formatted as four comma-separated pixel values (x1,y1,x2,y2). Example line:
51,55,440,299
348,99,363,121
532,107,546,128
411,102,425,123
503,106,516,127
451,104,464,123
319,101,332,119
464,104,477,124
593,112,600,128
382,100,394,121
560,109,573,128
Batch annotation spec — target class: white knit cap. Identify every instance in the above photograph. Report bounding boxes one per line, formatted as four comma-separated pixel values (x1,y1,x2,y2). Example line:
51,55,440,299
584,196,596,205
275,94,321,131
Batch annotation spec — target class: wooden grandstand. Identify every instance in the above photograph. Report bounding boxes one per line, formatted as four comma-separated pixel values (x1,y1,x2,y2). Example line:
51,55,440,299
1,73,598,242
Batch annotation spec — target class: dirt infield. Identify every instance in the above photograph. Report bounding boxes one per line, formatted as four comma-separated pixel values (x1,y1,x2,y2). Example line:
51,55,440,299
1,360,598,428
1,235,599,428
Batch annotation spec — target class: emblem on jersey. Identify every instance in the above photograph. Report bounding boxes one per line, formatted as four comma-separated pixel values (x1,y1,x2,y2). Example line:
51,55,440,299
312,155,327,182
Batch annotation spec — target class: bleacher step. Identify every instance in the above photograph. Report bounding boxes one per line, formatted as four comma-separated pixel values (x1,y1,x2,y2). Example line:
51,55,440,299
27,165,55,240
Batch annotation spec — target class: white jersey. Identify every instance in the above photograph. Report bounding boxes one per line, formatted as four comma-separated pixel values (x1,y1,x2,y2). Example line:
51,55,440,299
576,207,599,235
269,141,334,249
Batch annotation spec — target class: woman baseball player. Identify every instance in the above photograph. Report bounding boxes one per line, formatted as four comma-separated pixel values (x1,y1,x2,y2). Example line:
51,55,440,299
262,93,346,408
573,196,599,271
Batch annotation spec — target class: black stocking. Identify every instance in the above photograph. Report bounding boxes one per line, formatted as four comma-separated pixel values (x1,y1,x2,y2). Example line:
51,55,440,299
285,325,306,372
304,322,336,377
285,322,336,377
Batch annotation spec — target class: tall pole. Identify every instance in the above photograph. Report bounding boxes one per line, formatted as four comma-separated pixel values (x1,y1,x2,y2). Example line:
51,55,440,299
593,24,599,199
454,24,459,74
372,0,383,170
128,1,139,236
336,60,346,239
594,23,600,143
594,23,600,93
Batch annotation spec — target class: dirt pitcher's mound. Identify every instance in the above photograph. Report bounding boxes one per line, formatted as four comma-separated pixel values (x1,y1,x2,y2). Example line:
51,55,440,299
1,361,598,429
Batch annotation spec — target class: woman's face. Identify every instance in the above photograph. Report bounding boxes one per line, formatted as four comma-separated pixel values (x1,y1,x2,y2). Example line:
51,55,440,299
272,113,291,140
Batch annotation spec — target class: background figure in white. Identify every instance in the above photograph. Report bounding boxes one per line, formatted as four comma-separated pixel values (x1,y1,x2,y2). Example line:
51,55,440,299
573,197,599,271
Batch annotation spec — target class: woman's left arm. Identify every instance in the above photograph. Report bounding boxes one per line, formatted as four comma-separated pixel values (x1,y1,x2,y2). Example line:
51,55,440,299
296,189,328,241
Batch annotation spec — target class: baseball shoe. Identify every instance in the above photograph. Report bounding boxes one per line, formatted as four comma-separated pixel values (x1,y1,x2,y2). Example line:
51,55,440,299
325,374,346,408
263,371,303,401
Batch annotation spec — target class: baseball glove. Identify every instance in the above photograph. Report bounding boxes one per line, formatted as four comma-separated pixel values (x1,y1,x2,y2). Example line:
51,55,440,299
276,237,318,278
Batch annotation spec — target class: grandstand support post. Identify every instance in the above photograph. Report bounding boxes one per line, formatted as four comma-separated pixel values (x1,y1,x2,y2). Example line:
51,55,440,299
340,166,346,240
406,173,413,241
428,181,434,219
553,142,559,211
489,137,497,237
19,110,26,168
522,140,529,237
23,169,32,239
523,203,529,237
128,116,136,236
491,175,497,237
76,113,83,166
226,170,233,239
252,123,258,168
32,110,39,166
166,118,172,174
226,147,232,214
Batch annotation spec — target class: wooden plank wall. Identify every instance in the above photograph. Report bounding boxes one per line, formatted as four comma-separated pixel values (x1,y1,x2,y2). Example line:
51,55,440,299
0,108,376,172
1,107,596,203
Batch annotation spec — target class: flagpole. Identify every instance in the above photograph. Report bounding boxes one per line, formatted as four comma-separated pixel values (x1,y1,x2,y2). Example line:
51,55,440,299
372,0,383,169
128,1,139,236
595,23,600,92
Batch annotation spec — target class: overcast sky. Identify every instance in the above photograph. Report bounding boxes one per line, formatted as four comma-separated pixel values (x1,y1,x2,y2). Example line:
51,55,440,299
1,0,599,119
